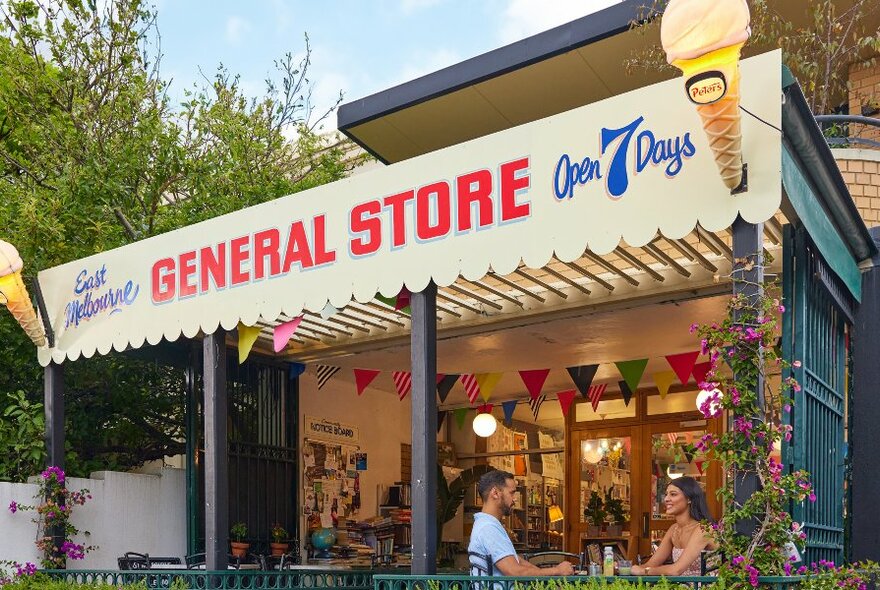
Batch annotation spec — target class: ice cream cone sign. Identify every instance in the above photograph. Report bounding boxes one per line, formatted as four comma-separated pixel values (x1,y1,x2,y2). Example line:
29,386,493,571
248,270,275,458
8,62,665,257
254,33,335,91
661,0,751,193
0,240,47,347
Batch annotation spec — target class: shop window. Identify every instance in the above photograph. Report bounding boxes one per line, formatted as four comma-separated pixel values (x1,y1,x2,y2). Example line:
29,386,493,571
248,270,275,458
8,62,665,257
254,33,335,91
646,390,700,415
575,398,635,422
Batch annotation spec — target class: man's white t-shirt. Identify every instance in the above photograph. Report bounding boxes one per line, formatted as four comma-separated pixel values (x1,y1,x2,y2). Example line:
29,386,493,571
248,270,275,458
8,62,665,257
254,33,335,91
468,512,518,575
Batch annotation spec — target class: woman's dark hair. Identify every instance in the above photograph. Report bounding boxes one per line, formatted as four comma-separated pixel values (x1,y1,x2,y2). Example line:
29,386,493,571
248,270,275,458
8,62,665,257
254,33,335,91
670,476,714,522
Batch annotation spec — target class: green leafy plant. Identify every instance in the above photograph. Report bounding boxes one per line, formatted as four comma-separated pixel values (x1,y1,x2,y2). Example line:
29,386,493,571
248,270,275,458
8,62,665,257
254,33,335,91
270,523,288,543
436,463,492,561
0,391,45,481
603,489,626,525
230,522,248,543
583,490,606,526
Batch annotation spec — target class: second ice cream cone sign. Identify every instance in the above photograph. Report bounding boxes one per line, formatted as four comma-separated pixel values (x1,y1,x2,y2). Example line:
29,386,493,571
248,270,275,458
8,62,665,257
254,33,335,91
661,0,751,192
0,240,47,347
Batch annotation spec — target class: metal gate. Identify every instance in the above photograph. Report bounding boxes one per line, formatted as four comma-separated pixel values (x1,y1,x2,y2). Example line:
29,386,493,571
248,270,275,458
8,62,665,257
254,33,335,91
782,225,850,564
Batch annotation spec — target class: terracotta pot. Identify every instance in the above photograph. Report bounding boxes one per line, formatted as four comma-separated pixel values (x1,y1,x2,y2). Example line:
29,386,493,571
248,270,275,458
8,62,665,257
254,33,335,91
270,542,289,557
230,541,249,558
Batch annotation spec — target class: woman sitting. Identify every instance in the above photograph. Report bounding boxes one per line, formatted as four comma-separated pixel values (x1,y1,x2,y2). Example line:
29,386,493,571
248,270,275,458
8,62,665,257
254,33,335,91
630,476,715,576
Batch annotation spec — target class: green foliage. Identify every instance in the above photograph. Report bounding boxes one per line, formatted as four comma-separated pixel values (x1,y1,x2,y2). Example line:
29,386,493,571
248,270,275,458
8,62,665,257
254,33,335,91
603,489,626,525
796,561,879,590
436,463,492,558
624,0,880,114
230,522,248,542
584,490,606,525
0,574,150,589
0,390,45,481
0,0,369,477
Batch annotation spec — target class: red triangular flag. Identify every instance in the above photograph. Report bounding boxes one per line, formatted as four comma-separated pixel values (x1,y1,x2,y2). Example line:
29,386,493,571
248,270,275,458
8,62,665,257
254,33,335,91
476,404,494,414
557,390,577,417
353,369,380,396
393,371,412,400
695,460,705,475
665,351,700,385
692,361,712,385
519,369,550,401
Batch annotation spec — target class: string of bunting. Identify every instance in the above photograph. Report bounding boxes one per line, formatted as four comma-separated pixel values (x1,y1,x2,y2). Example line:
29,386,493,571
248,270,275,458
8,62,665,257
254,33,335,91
289,347,708,427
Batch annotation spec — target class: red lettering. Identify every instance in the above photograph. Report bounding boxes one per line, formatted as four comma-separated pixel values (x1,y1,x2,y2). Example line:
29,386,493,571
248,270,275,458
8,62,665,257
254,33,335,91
151,258,175,303
456,170,493,232
312,215,336,266
383,190,415,248
178,251,197,297
500,157,531,222
282,221,314,271
350,200,382,256
200,243,227,293
230,236,250,285
253,228,281,280
416,181,451,241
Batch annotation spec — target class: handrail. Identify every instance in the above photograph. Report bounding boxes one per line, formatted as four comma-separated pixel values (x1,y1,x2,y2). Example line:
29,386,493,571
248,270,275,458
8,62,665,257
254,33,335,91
814,114,880,149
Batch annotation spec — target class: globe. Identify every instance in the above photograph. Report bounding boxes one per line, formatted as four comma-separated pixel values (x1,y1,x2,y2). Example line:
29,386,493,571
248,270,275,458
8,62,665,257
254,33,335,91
311,528,336,557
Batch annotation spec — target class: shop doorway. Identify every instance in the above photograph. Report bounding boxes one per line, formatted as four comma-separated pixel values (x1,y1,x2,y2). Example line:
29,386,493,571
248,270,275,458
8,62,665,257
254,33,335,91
565,391,721,561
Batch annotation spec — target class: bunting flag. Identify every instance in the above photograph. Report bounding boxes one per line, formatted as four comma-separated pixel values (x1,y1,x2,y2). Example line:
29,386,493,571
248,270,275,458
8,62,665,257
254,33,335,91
353,369,381,396
395,287,411,311
518,369,550,400
529,394,546,420
393,371,412,400
683,447,695,463
273,316,303,352
623,438,632,455
618,380,634,406
665,351,701,385
567,364,599,398
588,383,607,411
653,371,676,399
289,362,307,379
667,432,679,445
437,374,459,403
502,400,518,424
453,407,469,430
237,323,261,364
695,460,705,475
437,410,446,433
615,359,648,393
475,373,503,402
557,389,577,417
692,361,713,385
460,374,481,404
316,365,341,390
654,462,663,478
476,403,494,414
320,302,338,320
683,432,694,444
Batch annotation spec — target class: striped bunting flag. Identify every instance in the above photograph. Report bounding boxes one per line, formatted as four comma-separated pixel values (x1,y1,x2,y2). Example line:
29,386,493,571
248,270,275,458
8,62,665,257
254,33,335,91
529,394,546,420
667,431,679,446
588,383,607,412
393,371,412,400
316,365,340,390
460,374,480,404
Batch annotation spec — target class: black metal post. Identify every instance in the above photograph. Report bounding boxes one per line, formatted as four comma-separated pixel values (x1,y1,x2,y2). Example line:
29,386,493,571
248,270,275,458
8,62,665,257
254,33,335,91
731,216,764,535
410,283,438,574
851,227,880,562
203,330,228,571
44,361,66,567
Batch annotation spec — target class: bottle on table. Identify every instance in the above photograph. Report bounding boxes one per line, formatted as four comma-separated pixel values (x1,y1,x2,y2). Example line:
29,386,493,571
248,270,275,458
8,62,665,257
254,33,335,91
603,546,615,577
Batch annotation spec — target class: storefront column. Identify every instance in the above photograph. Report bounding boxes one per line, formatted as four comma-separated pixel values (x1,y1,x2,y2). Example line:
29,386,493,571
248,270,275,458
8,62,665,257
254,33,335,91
851,227,880,561
44,362,65,470
203,330,229,571
410,283,438,574
731,215,763,534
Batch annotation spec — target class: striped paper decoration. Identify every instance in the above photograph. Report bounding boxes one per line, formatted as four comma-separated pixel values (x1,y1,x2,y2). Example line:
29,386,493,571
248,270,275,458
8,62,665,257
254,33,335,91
316,365,340,390
667,431,679,446
588,383,607,411
393,371,412,400
460,374,480,404
529,394,546,420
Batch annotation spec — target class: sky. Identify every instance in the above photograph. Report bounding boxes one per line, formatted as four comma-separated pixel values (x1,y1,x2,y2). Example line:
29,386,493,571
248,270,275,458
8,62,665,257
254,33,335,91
155,0,623,130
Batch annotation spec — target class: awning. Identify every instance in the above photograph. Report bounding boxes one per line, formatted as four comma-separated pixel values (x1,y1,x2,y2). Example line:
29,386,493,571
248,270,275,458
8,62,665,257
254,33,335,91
36,51,782,366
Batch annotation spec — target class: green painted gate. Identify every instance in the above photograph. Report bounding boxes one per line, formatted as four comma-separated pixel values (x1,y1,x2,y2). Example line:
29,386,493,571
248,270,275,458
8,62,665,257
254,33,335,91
782,225,851,564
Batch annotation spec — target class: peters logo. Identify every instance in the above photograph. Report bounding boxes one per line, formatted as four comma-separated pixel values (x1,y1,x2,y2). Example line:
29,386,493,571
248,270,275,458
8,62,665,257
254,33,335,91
64,264,140,329
686,71,727,105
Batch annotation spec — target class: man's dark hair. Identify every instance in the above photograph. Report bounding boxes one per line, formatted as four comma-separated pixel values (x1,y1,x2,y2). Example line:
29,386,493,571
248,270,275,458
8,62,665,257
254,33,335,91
478,469,515,501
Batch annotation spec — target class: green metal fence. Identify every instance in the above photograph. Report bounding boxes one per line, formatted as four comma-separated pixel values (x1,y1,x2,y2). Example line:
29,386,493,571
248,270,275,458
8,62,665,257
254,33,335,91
372,574,805,590
42,568,382,589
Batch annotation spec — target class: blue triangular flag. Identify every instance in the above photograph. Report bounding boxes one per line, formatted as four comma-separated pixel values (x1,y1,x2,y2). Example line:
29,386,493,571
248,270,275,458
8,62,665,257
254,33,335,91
289,362,306,379
502,400,518,424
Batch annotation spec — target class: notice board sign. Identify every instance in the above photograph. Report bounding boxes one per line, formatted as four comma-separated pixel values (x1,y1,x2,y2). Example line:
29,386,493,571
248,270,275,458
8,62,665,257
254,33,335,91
304,415,359,445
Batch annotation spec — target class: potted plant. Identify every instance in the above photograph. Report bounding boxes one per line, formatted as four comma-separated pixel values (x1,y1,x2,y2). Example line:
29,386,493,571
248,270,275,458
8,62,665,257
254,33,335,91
604,490,626,537
583,490,605,537
270,523,289,557
230,522,249,558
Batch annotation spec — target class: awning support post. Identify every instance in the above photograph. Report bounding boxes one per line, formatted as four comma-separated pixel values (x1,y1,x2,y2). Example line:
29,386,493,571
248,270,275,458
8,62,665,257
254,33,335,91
410,282,438,574
44,361,66,565
203,330,229,571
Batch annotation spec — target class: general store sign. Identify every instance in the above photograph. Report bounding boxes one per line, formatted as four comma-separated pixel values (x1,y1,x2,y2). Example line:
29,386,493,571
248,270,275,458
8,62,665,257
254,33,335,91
305,416,359,445
37,52,782,366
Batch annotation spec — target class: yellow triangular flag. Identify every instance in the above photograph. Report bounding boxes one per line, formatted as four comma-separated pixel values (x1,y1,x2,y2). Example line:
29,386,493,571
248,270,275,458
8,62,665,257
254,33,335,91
237,323,261,364
654,371,676,399
475,372,503,402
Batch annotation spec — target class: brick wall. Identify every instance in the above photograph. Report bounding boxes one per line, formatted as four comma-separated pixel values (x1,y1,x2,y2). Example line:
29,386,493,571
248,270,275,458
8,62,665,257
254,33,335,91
836,151,880,226
849,59,880,143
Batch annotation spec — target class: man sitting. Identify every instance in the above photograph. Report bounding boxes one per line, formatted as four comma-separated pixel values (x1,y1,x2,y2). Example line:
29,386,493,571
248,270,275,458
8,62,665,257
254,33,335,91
468,470,574,577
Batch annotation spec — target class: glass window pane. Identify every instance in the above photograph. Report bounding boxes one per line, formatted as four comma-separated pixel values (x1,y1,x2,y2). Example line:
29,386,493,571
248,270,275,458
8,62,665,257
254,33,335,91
646,390,699,415
578,436,631,532
575,398,636,422
650,430,709,520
